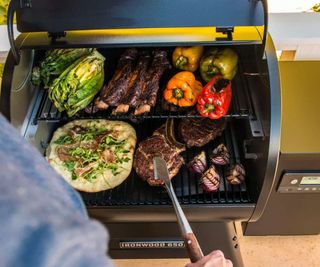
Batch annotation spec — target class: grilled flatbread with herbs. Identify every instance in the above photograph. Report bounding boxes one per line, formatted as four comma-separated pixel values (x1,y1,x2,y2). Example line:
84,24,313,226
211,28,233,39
47,120,136,192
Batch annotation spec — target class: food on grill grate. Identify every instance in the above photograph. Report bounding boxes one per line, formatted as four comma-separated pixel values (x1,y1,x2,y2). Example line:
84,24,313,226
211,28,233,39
94,48,138,110
197,77,232,120
163,71,202,107
92,49,169,115
134,50,170,115
172,46,204,72
32,48,93,88
134,120,185,186
188,151,207,174
113,51,151,114
200,165,220,192
47,120,137,192
179,117,227,147
211,144,230,165
200,47,238,82
227,163,246,185
48,50,105,117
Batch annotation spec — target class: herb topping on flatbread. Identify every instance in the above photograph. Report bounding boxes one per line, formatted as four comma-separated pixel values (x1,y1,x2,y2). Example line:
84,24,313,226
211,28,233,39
47,120,136,192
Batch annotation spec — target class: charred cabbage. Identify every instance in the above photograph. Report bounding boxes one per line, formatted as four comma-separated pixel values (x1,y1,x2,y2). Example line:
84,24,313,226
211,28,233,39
32,48,93,88
48,50,105,117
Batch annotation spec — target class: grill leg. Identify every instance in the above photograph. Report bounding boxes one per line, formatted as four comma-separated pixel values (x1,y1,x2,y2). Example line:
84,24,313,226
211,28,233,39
193,221,244,267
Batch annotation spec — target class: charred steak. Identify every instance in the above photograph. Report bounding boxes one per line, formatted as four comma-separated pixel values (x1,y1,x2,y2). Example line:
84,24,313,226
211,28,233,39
134,125,185,186
179,117,226,147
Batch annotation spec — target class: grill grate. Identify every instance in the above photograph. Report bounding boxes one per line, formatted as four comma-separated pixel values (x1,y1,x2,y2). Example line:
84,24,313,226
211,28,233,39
32,57,255,206
34,68,254,123
81,120,251,207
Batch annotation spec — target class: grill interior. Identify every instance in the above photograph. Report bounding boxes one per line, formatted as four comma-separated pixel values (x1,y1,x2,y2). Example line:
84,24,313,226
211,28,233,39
30,47,261,207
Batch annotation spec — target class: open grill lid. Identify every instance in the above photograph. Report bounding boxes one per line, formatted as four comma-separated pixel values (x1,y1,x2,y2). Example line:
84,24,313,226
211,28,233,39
14,0,265,33
8,0,267,64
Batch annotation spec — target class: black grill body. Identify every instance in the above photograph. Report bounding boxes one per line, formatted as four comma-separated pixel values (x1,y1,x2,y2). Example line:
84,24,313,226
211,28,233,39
16,44,276,222
0,41,280,267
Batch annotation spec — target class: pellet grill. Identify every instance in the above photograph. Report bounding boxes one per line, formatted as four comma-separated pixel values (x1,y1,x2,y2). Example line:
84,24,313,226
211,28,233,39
2,1,320,266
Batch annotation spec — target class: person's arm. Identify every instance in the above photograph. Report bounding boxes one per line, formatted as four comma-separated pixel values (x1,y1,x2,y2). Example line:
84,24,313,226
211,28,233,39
185,250,233,267
0,114,114,267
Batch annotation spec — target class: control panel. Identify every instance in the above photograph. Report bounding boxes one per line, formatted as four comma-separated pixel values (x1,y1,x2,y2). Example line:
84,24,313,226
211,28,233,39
278,172,320,193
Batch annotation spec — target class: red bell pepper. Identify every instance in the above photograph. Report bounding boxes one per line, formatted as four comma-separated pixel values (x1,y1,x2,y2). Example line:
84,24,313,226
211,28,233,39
196,75,232,119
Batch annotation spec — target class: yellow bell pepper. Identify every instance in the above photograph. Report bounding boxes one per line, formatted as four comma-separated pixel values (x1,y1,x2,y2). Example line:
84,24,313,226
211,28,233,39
172,46,204,72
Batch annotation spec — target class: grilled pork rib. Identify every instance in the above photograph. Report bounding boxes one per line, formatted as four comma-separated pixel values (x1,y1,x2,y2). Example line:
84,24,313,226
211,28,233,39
113,51,151,114
134,50,170,115
94,48,138,110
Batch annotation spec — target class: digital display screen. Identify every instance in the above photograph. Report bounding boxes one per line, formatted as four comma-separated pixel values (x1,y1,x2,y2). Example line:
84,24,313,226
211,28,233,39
300,176,320,185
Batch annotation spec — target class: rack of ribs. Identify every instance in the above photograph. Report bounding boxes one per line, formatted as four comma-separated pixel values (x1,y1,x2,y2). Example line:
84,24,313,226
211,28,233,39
134,50,170,116
113,51,151,114
94,48,138,110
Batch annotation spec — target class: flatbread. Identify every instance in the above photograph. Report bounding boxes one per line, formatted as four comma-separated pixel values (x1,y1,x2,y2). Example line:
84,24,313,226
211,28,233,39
47,120,136,192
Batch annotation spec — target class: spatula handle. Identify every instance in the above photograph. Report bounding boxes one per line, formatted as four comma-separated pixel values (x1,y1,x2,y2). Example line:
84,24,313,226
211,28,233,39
184,232,204,263
164,182,204,263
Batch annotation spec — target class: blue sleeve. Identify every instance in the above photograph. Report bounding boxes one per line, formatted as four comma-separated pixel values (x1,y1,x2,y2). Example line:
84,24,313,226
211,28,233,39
0,115,114,267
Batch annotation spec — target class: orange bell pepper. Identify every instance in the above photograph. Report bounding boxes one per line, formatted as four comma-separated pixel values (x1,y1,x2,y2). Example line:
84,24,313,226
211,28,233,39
163,71,202,107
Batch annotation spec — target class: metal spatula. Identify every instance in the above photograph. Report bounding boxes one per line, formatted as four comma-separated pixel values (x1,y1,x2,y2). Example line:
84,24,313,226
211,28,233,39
153,157,204,263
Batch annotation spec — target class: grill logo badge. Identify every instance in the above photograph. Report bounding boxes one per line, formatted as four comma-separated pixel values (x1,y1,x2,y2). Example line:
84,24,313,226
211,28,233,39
119,241,185,249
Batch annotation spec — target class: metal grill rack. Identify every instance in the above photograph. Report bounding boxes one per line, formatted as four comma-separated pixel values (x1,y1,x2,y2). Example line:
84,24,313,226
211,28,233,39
31,55,256,206
34,69,255,123
81,120,251,207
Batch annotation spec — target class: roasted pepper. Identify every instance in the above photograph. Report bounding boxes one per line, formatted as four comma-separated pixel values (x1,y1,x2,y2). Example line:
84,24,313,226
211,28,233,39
200,48,238,82
164,71,202,107
197,76,232,120
172,46,204,72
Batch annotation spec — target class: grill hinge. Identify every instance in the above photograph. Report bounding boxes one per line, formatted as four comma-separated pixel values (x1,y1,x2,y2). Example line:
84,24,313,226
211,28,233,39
19,0,32,8
216,26,234,41
48,32,67,42
243,139,263,160
249,117,263,137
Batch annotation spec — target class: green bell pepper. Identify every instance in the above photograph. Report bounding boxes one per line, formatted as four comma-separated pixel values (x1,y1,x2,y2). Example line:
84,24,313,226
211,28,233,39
200,48,238,82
